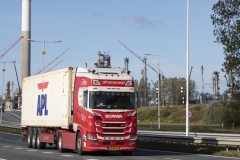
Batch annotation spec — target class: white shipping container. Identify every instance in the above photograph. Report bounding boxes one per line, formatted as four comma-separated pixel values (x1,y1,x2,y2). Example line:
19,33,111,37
21,67,73,129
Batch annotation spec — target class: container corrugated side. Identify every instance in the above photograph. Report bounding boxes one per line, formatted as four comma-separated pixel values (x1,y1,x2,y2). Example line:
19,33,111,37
21,67,73,128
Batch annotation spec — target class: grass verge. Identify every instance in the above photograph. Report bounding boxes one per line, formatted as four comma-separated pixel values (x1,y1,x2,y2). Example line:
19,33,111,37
0,127,21,134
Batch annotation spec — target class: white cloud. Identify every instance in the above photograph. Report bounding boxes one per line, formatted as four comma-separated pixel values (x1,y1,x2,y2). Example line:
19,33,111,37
92,13,105,19
132,13,163,27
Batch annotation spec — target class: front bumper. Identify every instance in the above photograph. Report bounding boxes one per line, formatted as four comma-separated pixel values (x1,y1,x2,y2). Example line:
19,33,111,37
82,139,137,152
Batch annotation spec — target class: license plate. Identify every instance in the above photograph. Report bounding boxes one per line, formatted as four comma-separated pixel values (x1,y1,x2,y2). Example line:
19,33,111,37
109,147,120,151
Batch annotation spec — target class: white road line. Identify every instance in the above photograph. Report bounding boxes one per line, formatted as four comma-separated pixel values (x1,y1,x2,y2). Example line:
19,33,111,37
198,154,240,159
0,158,7,160
6,112,21,118
61,155,75,157
84,159,100,160
14,148,24,149
42,152,53,154
27,150,37,152
164,158,181,160
2,146,11,148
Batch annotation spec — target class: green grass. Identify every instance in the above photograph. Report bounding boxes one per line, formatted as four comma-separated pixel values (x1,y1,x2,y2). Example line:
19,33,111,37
137,104,240,133
0,127,21,134
138,104,208,124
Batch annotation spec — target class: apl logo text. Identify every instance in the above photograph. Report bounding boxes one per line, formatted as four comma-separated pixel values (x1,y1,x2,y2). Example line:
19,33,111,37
37,81,49,116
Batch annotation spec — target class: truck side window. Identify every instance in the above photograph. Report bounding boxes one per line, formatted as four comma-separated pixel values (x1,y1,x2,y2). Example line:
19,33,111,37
83,91,88,108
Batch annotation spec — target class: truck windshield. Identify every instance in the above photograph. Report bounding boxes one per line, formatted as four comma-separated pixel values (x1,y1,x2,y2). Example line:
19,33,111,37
89,91,135,110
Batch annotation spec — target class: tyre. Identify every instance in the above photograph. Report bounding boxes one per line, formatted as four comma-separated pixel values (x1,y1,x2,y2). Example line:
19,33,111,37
32,128,37,149
36,128,46,149
76,132,84,155
27,128,33,148
121,151,132,156
57,133,66,153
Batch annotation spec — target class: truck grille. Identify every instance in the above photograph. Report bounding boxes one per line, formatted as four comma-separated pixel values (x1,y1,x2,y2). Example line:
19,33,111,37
103,123,124,127
103,129,124,133
102,142,111,145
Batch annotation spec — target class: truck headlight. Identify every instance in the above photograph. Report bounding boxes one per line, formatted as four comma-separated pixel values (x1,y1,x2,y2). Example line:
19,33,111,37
87,135,97,140
130,135,137,140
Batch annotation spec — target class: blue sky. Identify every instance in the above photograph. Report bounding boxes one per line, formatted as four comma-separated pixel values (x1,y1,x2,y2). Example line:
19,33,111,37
0,0,227,95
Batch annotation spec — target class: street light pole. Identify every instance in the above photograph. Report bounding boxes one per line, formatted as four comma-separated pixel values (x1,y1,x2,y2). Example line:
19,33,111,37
27,39,61,74
157,61,160,130
145,53,161,130
186,0,190,136
0,62,6,124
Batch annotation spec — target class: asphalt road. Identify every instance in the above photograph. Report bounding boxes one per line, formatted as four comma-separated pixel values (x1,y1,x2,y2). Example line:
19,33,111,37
1,111,21,123
0,132,240,160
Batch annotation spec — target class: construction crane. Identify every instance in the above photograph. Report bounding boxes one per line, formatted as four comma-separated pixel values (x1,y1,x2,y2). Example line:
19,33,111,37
118,41,159,75
36,47,71,75
119,41,165,107
0,36,24,60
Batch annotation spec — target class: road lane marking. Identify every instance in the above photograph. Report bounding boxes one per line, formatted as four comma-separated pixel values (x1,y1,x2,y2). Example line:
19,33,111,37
198,154,240,159
2,146,11,148
27,150,37,152
0,158,7,160
42,152,53,154
61,155,75,157
14,148,24,149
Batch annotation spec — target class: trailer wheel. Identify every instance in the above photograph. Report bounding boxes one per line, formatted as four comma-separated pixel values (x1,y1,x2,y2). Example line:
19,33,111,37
32,128,37,149
27,128,33,148
36,128,46,149
57,133,66,153
76,132,84,155
121,151,132,156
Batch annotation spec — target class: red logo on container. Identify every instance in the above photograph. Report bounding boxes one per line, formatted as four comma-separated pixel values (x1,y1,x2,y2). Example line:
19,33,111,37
38,81,49,92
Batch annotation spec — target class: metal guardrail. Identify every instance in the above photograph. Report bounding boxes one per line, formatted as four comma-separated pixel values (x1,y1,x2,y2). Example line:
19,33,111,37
138,130,240,151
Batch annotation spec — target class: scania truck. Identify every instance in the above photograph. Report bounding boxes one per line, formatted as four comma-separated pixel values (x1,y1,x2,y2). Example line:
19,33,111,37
21,64,138,156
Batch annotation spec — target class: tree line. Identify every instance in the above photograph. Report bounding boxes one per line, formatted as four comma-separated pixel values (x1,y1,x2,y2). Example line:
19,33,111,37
134,77,197,106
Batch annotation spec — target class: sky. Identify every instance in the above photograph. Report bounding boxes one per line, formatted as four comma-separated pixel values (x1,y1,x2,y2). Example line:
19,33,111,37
0,0,227,96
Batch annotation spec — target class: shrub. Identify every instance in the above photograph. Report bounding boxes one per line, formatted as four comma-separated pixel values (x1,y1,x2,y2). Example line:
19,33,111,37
203,100,240,127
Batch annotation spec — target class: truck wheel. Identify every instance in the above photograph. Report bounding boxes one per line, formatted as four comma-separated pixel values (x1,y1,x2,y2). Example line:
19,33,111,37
36,128,46,149
76,132,84,155
32,128,37,149
27,128,33,148
57,133,66,153
121,151,132,156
